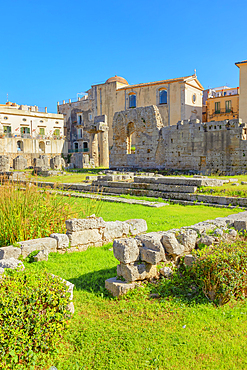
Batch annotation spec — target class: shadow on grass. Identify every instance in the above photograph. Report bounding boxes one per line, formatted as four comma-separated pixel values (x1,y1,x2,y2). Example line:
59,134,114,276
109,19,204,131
69,267,116,296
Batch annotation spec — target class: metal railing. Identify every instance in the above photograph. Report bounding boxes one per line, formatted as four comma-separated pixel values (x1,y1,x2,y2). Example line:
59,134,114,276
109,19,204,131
209,108,237,119
68,148,89,153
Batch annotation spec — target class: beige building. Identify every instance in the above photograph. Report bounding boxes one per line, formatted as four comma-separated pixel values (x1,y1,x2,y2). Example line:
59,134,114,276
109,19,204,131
58,73,203,165
202,86,239,122
0,102,67,166
236,60,247,123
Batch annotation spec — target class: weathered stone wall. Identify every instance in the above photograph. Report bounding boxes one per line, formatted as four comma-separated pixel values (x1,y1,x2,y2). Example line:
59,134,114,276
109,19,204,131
110,105,247,174
13,155,28,170
110,106,164,168
105,211,246,297
0,216,147,260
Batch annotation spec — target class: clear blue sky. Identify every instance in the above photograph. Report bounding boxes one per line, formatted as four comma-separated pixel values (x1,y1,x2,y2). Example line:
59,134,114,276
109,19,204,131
1,0,246,113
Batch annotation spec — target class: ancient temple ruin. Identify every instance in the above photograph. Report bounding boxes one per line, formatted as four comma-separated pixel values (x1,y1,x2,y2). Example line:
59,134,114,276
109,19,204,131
110,105,247,173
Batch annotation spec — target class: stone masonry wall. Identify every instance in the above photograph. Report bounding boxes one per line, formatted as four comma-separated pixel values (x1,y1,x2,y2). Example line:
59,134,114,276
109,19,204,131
0,216,147,261
105,212,247,297
110,104,247,174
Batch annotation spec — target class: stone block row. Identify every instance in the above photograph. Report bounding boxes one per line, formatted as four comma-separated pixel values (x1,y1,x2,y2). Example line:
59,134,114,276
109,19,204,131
105,211,247,297
0,216,147,262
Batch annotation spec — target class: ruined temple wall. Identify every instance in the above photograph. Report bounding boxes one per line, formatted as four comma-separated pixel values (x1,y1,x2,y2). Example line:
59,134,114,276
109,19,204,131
159,120,247,172
110,106,164,168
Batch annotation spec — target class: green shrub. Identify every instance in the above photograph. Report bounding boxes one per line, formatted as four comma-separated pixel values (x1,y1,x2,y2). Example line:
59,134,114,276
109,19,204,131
0,269,71,369
0,179,77,247
184,240,247,305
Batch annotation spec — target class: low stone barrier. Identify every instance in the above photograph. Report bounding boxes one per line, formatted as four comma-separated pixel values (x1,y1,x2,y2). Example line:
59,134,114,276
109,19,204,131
105,211,247,297
0,216,147,262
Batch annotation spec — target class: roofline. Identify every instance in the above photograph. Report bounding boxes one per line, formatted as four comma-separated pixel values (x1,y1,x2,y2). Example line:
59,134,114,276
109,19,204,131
116,75,203,91
235,60,247,67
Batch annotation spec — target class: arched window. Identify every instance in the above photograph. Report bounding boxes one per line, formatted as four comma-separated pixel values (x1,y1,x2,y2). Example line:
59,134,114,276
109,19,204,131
17,141,23,152
159,90,167,104
74,142,79,152
39,141,45,153
129,94,136,108
83,141,88,149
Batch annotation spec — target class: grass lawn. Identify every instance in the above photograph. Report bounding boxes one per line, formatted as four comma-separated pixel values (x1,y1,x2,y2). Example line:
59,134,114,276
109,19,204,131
23,201,247,369
74,198,242,232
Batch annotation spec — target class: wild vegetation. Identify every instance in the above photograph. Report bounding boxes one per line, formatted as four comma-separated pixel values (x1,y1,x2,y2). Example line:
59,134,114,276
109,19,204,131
0,269,71,369
0,180,77,247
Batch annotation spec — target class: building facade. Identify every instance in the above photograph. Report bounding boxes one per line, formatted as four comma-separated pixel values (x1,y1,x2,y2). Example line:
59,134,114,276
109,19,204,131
202,86,239,122
58,73,203,165
0,102,67,167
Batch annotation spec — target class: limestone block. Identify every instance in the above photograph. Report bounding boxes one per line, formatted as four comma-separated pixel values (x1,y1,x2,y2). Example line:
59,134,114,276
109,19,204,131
197,235,216,246
234,220,247,232
160,266,173,278
67,302,75,314
67,229,102,247
50,233,70,249
117,262,147,282
50,155,63,170
0,257,25,270
140,247,163,265
0,155,10,172
189,222,216,234
125,219,147,235
228,229,238,237
18,237,57,258
13,155,27,170
66,216,105,232
162,232,185,256
113,238,139,264
176,229,197,252
213,228,224,237
103,221,130,242
33,250,48,262
0,246,21,260
184,254,196,267
105,277,137,297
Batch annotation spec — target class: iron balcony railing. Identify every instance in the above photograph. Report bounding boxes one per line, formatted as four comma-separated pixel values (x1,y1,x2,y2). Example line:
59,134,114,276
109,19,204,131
68,148,89,153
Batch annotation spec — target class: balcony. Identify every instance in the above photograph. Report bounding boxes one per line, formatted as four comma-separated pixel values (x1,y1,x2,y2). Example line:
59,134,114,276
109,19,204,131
209,108,237,119
68,148,89,153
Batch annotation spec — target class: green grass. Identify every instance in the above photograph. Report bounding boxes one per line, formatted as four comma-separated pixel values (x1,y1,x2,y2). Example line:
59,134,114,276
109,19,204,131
25,243,247,370
74,198,241,232
20,201,247,369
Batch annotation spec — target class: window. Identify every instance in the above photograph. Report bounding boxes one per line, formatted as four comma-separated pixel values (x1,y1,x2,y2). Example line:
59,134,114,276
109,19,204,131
215,102,220,114
17,141,23,152
129,94,136,108
83,141,88,150
4,117,8,120
74,142,79,152
54,129,60,136
22,118,27,121
225,100,232,113
39,128,45,135
192,94,196,103
77,114,83,125
88,113,93,121
78,128,83,138
159,90,167,104
20,127,30,135
4,126,11,133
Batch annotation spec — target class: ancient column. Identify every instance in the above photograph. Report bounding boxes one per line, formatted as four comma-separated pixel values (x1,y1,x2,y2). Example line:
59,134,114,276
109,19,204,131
100,129,109,167
91,132,99,167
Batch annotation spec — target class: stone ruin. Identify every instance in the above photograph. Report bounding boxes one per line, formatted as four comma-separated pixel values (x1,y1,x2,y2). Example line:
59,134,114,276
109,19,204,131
110,106,247,174
105,212,246,297
13,155,28,170
50,155,65,170
0,155,10,172
69,153,95,169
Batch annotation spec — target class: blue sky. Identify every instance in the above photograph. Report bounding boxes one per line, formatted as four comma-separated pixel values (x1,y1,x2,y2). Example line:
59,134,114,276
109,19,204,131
1,0,246,112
